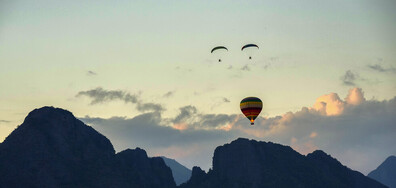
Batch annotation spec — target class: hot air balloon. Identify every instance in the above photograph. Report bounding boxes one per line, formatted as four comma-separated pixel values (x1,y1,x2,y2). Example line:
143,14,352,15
240,97,262,125
211,46,228,62
241,44,259,60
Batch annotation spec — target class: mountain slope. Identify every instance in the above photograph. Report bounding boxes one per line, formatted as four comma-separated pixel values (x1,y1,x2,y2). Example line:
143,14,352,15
368,156,396,188
0,106,176,188
181,138,387,188
161,156,192,185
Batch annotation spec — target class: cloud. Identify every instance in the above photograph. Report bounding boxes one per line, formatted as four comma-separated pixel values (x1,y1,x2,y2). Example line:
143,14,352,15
345,88,365,105
81,105,238,146
368,64,396,73
210,97,231,110
76,87,133,104
172,105,197,125
311,88,365,116
312,92,345,116
290,137,318,155
241,64,250,71
86,70,97,76
136,102,164,112
163,91,174,98
341,70,358,86
171,105,237,130
80,88,396,174
76,87,164,112
237,88,396,174
80,110,237,170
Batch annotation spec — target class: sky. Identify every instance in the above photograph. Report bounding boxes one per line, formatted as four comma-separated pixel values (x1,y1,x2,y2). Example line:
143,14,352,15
1,0,396,175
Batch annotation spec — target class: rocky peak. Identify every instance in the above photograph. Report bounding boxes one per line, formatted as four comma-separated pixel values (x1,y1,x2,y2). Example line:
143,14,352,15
190,166,206,182
368,155,396,188
1,106,115,160
181,138,387,188
307,150,343,167
0,106,176,188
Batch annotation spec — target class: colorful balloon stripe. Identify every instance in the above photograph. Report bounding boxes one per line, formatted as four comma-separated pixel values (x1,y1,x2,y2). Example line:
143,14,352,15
240,97,263,125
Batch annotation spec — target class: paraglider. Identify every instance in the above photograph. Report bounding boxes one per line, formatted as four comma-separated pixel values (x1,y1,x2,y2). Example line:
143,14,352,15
211,46,228,62
240,97,262,125
241,44,259,60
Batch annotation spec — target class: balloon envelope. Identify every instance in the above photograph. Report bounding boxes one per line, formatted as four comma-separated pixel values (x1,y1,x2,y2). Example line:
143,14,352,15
240,97,262,125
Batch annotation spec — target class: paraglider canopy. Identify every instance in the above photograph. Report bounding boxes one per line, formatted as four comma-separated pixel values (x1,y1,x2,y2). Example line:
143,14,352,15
241,44,259,60
211,46,228,62
240,97,262,125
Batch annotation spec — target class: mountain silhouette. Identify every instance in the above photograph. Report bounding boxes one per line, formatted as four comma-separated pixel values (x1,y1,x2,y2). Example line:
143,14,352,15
368,156,396,188
0,107,389,188
180,138,387,188
161,156,192,185
0,106,176,188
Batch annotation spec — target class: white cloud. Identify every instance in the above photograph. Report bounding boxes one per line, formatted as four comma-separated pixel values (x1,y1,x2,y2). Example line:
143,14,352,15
345,88,365,105
310,87,365,115
80,88,396,174
312,92,345,116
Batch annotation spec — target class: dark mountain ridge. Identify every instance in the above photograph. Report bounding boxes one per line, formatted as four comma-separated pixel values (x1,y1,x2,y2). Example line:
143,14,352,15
181,138,387,188
0,106,176,188
0,107,388,188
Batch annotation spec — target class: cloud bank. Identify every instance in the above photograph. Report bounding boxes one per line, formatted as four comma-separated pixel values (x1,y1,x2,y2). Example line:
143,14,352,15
368,64,396,73
76,87,164,112
80,88,396,174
